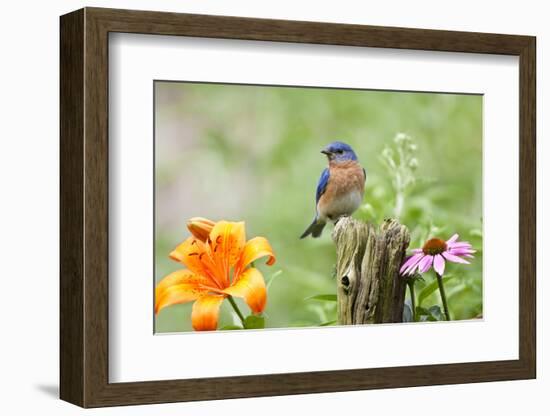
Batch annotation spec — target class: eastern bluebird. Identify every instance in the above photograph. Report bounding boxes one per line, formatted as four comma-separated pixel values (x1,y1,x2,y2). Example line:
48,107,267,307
300,141,366,239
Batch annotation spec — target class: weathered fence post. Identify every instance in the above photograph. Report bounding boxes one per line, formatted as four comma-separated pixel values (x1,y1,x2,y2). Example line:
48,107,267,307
332,217,410,324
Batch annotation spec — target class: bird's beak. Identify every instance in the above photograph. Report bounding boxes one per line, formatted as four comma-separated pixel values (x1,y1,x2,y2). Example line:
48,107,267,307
321,150,331,156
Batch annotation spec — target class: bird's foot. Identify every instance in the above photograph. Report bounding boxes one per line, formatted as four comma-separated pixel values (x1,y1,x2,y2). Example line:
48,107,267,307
334,215,351,225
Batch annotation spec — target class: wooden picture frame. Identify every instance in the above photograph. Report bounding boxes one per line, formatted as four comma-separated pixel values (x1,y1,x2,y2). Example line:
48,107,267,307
60,7,536,408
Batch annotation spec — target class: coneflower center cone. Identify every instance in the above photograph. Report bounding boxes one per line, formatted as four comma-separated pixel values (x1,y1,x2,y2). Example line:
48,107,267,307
422,238,448,255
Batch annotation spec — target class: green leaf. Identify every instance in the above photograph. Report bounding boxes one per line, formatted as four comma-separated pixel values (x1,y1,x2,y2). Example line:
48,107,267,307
428,305,444,321
220,325,243,330
415,306,433,321
416,306,429,316
319,320,337,326
446,283,467,301
244,315,265,329
416,305,444,321
418,275,456,307
305,294,337,302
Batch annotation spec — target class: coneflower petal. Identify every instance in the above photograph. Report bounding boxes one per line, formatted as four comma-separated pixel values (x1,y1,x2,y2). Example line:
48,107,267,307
449,248,476,256
418,255,434,273
446,234,459,245
447,242,472,249
443,251,470,264
400,253,424,275
433,254,446,275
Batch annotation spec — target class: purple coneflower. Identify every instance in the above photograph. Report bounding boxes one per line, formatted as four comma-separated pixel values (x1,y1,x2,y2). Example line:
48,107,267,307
400,234,475,277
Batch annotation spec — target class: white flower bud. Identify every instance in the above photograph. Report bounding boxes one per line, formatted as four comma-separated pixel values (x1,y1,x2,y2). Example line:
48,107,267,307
394,132,407,143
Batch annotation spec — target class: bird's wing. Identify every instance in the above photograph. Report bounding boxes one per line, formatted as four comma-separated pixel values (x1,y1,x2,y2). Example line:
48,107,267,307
316,168,330,204
363,167,367,181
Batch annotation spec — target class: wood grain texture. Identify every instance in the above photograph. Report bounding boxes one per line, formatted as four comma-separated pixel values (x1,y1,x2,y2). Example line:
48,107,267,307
59,7,537,408
59,8,84,406
88,7,532,54
83,8,110,406
518,38,537,377
333,218,409,324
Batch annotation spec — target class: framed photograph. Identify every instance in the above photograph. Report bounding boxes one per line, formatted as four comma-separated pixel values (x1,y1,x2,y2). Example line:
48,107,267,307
60,7,536,408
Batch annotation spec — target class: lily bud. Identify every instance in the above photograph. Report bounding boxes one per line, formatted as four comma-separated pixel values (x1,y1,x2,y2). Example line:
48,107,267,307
187,217,215,241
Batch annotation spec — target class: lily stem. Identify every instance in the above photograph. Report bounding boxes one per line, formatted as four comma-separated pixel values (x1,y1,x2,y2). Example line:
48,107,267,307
407,279,417,322
227,296,246,327
435,272,451,321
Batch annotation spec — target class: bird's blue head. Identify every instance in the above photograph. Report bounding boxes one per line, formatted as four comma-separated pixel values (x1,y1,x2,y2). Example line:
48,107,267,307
321,141,358,163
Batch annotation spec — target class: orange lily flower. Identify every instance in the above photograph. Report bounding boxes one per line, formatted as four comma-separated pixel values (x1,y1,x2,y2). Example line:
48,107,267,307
155,219,276,331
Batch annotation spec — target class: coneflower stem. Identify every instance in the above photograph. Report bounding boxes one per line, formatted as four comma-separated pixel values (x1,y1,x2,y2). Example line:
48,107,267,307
227,296,246,327
407,279,417,322
435,272,451,321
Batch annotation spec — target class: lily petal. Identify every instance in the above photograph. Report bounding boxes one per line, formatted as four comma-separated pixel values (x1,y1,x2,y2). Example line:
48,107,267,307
209,221,246,286
155,270,210,314
191,294,226,331
433,254,446,275
222,267,267,314
235,236,276,278
169,237,221,288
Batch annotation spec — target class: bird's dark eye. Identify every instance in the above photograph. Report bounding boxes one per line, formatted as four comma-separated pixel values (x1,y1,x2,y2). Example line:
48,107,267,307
336,149,344,154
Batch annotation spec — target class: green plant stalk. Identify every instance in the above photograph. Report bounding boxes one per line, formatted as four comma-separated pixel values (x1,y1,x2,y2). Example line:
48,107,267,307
435,272,451,321
407,279,417,322
227,296,246,327
394,188,404,219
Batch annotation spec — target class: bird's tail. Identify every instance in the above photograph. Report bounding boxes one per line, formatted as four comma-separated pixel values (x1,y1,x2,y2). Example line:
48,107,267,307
300,218,326,239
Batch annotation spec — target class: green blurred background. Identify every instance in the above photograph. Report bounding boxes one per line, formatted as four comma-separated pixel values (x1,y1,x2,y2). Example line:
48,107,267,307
154,81,483,333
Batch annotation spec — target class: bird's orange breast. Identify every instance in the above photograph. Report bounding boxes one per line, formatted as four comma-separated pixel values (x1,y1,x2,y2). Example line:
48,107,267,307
325,160,365,197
